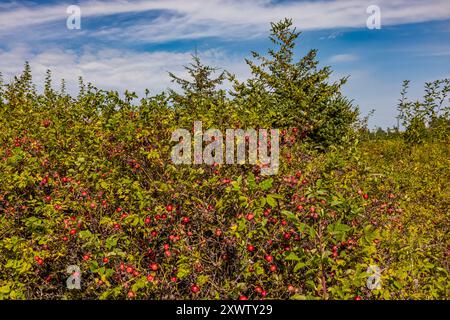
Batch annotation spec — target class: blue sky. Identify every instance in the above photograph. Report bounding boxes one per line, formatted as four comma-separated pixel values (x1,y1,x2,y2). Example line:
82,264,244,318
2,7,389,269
0,0,449,128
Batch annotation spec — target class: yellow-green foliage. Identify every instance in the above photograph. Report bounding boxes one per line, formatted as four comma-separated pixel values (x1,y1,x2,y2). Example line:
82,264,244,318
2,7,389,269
0,20,448,300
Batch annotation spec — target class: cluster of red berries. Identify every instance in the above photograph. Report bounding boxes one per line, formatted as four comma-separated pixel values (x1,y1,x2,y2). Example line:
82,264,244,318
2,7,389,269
255,285,267,297
34,256,44,265
331,238,358,258
128,159,141,170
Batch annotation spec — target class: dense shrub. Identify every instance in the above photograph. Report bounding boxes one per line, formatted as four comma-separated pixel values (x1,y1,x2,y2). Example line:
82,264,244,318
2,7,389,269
0,20,448,300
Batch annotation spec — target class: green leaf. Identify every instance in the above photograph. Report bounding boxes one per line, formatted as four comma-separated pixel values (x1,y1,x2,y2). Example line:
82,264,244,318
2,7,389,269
259,178,273,191
79,230,93,239
266,195,277,208
294,262,306,272
105,236,118,250
132,276,148,292
197,275,209,286
285,252,300,261
290,294,308,300
281,210,297,222
247,173,256,189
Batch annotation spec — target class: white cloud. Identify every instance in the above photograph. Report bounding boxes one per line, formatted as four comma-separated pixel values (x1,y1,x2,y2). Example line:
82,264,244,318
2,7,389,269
0,46,248,96
328,53,358,63
0,0,449,43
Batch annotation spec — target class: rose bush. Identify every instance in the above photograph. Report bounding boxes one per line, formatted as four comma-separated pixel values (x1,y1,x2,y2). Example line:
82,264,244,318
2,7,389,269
0,20,448,300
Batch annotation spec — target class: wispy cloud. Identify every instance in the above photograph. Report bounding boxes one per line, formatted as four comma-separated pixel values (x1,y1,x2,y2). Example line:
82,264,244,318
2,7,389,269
1,0,450,43
319,31,343,40
414,47,450,57
328,53,358,63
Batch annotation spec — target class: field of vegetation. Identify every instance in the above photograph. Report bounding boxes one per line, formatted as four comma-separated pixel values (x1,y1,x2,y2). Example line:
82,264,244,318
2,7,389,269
0,20,448,300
